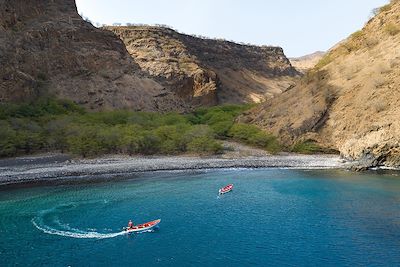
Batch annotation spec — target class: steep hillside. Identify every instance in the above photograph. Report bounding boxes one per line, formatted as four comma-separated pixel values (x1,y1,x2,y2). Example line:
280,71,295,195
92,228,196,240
0,0,187,111
290,51,325,73
107,26,299,105
243,0,400,168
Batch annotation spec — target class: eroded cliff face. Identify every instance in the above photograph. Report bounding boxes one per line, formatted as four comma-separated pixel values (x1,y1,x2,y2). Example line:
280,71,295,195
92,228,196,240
106,26,299,106
0,0,298,111
0,0,187,111
243,0,400,168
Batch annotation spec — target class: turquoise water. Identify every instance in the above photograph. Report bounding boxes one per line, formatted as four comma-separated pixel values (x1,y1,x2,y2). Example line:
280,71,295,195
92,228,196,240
1,169,400,266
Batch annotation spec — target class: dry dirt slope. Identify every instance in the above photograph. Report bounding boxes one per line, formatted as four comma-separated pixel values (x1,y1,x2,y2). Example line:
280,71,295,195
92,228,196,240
106,26,300,106
243,0,400,168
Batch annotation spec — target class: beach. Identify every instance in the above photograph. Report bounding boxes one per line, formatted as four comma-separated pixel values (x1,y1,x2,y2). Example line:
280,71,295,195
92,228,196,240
0,152,349,186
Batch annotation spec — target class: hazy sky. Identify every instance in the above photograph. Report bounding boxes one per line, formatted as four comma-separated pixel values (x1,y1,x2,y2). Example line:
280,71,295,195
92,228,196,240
76,0,389,57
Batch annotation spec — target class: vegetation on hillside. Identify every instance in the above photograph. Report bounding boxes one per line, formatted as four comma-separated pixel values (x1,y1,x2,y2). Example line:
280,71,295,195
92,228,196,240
0,99,283,158
228,124,281,153
291,140,339,154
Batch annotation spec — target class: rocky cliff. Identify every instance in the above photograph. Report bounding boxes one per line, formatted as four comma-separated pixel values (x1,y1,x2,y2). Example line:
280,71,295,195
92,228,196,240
0,0,187,111
242,0,400,168
0,0,298,111
106,26,299,105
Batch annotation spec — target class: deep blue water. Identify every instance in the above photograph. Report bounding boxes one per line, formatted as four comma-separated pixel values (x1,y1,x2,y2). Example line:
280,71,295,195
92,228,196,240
1,169,400,266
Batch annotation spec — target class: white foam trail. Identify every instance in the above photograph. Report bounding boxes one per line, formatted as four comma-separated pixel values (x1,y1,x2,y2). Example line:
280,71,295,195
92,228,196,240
32,202,155,239
54,218,88,234
32,218,126,239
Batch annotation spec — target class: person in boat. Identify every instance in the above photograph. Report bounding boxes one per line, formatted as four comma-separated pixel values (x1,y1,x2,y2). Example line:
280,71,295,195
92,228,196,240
128,220,134,229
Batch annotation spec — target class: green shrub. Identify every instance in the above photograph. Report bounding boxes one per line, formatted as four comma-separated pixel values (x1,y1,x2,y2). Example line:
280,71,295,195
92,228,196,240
0,99,278,157
0,98,84,119
80,110,131,125
96,127,124,154
11,103,39,118
228,123,259,140
37,98,85,115
6,119,46,154
203,110,236,137
0,121,18,157
127,112,156,128
155,125,188,154
154,112,188,126
139,132,161,155
66,125,103,157
228,123,281,153
210,120,234,137
186,104,255,139
291,140,324,154
189,104,251,125
248,132,281,153
187,136,222,155
15,131,45,153
183,125,214,142
43,117,72,152
118,125,145,155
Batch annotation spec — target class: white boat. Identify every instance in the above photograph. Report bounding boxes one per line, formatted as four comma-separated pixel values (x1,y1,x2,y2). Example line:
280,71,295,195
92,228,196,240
219,184,233,195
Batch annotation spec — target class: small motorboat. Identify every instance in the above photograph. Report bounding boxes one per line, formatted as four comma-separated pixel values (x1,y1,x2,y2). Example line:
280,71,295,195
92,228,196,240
219,184,233,195
124,219,161,233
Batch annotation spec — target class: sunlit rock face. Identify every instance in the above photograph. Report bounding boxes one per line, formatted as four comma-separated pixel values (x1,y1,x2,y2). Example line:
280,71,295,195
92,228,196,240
107,25,299,107
0,0,188,112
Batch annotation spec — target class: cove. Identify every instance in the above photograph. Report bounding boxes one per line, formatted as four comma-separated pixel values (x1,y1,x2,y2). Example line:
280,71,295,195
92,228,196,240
1,169,400,266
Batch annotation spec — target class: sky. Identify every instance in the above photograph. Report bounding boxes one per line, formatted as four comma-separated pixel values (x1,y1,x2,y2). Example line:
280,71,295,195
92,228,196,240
76,0,389,57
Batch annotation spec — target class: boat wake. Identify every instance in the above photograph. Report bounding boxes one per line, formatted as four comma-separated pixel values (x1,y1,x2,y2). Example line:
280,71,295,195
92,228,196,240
32,218,126,239
31,202,154,239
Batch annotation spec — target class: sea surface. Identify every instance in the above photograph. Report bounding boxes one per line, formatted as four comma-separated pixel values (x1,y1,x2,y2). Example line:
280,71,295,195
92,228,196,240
1,169,400,266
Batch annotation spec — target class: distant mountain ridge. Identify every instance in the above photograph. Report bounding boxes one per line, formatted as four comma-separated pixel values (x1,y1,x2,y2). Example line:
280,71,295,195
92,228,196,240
290,51,325,73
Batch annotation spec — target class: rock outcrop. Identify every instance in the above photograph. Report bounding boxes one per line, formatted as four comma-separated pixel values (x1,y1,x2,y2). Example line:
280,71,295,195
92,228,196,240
106,26,299,105
0,0,187,111
243,0,400,168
